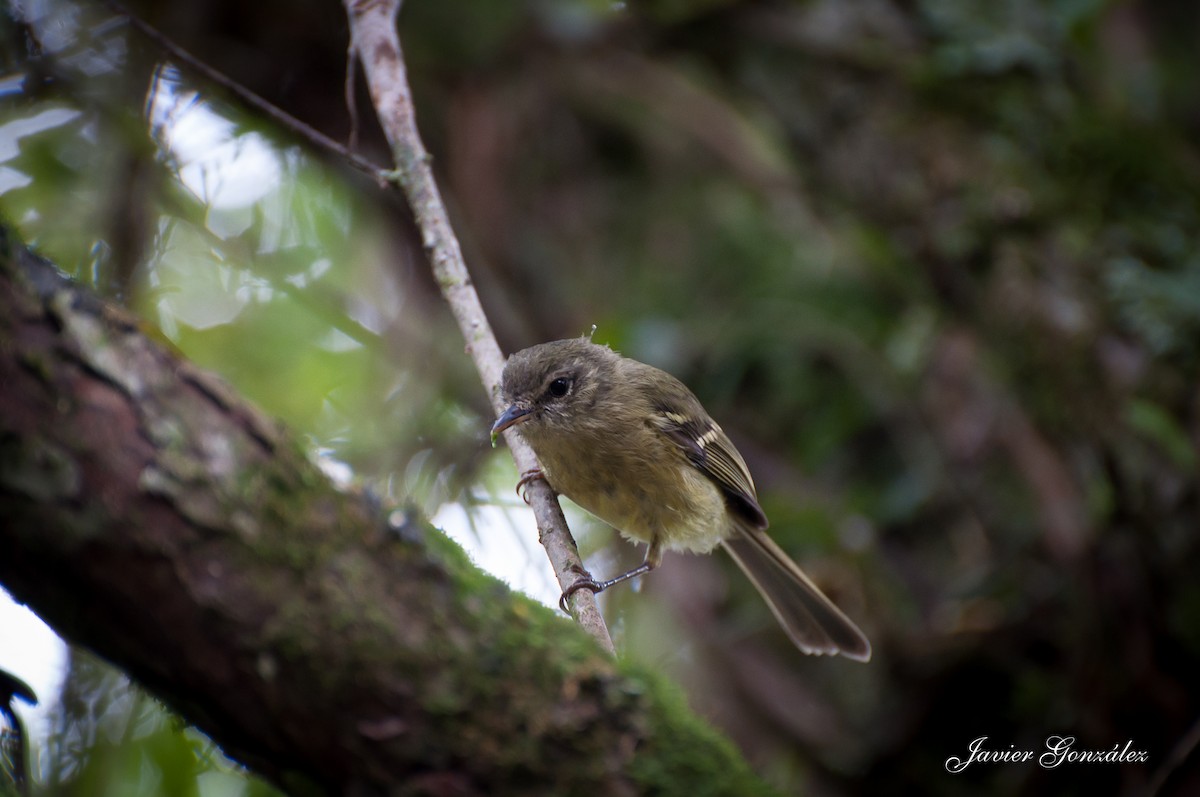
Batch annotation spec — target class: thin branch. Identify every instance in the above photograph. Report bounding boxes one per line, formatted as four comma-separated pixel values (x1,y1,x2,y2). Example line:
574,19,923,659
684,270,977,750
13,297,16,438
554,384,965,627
344,30,361,152
97,0,384,180
90,0,612,652
341,0,614,653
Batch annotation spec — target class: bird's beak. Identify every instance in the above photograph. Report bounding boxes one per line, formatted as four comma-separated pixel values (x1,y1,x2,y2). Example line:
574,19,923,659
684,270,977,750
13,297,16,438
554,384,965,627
490,403,532,446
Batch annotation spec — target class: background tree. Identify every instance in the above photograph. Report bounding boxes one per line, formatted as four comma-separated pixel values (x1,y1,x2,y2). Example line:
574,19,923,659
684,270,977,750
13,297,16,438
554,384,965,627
1,0,1199,795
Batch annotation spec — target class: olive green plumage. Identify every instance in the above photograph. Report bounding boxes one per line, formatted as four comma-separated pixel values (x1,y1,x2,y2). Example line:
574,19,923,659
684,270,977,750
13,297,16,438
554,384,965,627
494,337,870,662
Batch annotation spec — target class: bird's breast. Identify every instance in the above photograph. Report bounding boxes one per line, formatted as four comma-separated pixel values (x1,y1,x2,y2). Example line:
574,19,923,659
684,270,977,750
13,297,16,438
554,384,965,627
532,429,730,554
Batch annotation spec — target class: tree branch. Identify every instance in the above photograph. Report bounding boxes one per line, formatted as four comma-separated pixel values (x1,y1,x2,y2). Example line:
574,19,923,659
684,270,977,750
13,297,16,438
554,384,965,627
97,0,385,179
0,226,770,794
343,0,614,651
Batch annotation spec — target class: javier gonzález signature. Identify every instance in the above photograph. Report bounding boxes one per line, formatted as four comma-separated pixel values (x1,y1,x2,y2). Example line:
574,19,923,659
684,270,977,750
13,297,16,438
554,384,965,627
945,736,1149,773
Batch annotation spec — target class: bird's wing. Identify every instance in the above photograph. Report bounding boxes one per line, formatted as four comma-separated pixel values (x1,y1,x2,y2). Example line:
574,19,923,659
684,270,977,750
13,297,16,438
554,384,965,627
652,407,769,529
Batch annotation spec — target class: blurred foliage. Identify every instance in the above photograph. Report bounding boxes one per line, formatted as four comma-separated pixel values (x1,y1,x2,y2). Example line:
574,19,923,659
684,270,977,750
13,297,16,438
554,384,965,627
0,1,490,512
2,0,1200,795
34,650,280,797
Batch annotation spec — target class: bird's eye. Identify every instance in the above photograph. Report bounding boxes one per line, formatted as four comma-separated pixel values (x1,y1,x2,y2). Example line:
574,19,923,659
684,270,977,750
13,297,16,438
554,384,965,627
547,377,572,398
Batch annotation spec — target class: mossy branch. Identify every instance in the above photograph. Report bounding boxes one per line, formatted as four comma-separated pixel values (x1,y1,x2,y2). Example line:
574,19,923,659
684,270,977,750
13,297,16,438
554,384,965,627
0,225,773,795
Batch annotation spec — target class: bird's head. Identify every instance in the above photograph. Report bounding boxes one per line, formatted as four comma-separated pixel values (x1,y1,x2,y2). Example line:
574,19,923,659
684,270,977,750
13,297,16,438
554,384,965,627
490,338,619,445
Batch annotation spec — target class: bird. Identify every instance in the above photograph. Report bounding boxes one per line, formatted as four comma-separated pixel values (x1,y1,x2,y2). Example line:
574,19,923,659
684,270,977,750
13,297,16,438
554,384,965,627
491,337,871,661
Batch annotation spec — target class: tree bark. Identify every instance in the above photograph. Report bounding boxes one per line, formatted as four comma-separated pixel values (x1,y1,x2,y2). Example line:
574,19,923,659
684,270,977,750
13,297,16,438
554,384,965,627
0,227,772,796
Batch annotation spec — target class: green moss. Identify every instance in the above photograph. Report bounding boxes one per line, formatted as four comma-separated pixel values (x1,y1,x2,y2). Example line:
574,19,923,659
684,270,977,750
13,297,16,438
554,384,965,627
16,350,55,385
625,663,782,796
0,434,81,503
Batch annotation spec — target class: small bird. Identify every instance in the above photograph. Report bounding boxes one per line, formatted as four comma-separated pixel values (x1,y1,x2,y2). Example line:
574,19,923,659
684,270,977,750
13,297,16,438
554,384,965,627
492,337,871,661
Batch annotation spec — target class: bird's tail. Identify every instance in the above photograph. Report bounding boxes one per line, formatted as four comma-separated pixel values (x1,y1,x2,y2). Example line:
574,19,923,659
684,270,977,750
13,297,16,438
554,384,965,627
721,527,871,661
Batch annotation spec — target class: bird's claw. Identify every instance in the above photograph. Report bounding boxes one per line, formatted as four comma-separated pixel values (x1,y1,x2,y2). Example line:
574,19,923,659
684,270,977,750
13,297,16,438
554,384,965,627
515,468,546,504
559,572,603,613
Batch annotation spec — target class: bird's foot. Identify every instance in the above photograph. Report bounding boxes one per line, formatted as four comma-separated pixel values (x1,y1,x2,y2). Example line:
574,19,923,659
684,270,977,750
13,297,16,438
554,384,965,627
515,468,547,504
559,565,603,613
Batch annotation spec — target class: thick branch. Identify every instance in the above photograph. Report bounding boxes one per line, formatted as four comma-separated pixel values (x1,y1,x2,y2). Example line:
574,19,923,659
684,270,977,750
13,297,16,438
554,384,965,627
343,0,614,650
0,228,770,795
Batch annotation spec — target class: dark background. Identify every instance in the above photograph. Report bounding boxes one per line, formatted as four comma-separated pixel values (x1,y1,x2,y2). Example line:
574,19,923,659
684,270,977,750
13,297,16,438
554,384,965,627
2,1,1198,794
